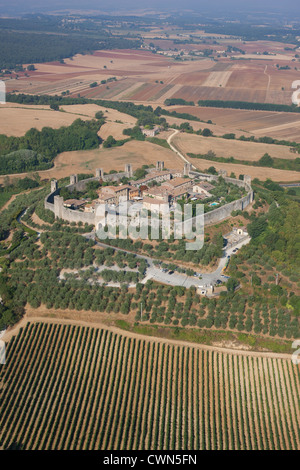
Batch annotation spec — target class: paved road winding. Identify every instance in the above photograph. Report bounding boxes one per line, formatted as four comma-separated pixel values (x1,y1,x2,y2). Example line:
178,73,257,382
85,232,251,290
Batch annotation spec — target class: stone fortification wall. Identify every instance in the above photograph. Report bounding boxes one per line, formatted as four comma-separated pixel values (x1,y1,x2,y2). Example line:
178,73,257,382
45,167,254,228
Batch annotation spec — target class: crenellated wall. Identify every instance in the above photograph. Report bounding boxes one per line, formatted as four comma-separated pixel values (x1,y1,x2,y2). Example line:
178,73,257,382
45,167,254,228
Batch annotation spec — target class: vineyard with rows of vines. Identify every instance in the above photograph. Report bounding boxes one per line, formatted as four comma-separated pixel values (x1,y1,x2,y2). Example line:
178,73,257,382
0,322,299,450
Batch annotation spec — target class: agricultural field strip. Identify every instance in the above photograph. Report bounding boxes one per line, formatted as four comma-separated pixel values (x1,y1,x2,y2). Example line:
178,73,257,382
283,360,300,447
158,344,169,450
157,84,183,103
28,325,76,449
43,331,91,448
242,355,256,449
221,353,231,449
130,342,151,450
267,356,290,449
16,324,63,448
233,355,245,449
255,356,274,449
203,350,210,449
51,326,92,449
248,356,265,450
145,342,161,450
1,323,299,450
3,328,54,448
203,71,233,88
259,356,278,449
253,120,300,134
75,329,105,449
66,328,102,450
237,355,250,449
103,335,129,449
84,330,112,450
261,357,281,449
209,351,216,449
110,82,142,101
276,360,298,450
92,333,120,450
111,337,132,449
271,359,291,449
115,338,139,450
227,354,240,449
0,323,52,445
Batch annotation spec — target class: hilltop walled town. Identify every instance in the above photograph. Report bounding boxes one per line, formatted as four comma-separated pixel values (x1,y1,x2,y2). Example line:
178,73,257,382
45,161,254,228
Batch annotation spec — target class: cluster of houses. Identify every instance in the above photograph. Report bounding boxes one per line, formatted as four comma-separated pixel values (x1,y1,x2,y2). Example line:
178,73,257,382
63,161,216,213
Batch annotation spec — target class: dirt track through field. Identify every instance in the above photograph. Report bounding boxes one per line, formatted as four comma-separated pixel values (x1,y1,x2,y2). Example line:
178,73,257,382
2,313,295,360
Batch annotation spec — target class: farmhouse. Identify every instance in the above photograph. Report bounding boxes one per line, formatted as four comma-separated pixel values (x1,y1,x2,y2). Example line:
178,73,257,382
141,126,160,137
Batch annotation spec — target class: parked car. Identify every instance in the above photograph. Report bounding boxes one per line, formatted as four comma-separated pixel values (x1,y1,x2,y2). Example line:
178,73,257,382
168,270,174,275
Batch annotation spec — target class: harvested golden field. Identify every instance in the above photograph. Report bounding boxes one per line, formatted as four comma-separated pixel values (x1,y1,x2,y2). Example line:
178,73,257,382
61,103,137,141
172,133,297,161
0,102,136,142
0,103,94,137
0,321,298,450
0,140,182,184
202,71,233,88
189,157,299,182
5,44,300,106
165,115,254,139
170,106,300,143
52,140,182,176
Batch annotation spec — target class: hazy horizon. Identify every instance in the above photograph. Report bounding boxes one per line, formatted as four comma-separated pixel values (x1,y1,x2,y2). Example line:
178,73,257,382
1,0,300,18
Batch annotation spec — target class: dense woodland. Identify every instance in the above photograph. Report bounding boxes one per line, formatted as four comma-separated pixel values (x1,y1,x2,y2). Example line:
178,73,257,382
0,16,141,69
198,100,300,113
202,23,300,45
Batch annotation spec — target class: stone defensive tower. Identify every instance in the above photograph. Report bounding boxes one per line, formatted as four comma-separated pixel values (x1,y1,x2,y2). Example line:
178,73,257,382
125,164,133,178
244,175,254,202
218,169,227,178
183,163,192,176
156,161,164,171
96,168,104,179
51,180,58,193
244,175,252,186
70,174,78,185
